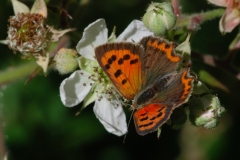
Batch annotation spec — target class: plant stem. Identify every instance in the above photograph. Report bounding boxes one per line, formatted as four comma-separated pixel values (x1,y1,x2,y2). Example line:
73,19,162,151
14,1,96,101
175,9,225,29
0,61,38,86
0,119,7,160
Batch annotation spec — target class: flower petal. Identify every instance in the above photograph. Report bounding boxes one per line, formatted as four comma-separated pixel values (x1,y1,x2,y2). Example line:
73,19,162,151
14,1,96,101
60,70,94,107
117,20,154,42
49,27,76,42
31,0,47,18
93,97,127,136
0,40,8,45
35,53,49,74
82,91,97,109
208,0,229,7
76,19,108,60
219,8,240,33
76,91,97,116
11,0,30,15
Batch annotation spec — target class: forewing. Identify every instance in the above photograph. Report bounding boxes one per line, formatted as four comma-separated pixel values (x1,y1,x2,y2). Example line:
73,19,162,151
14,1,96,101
139,36,181,87
133,104,173,135
95,42,143,100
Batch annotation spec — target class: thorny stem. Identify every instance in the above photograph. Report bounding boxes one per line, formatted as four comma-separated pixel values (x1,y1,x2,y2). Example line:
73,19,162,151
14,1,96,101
0,35,70,86
171,0,181,16
60,0,72,29
175,9,225,30
0,61,38,86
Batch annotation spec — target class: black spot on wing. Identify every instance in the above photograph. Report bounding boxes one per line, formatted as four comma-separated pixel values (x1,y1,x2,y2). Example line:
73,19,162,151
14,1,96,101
156,112,162,117
118,58,123,65
121,79,127,85
114,69,122,78
105,64,110,70
130,58,138,65
140,116,148,122
139,122,154,128
123,54,130,60
111,55,117,61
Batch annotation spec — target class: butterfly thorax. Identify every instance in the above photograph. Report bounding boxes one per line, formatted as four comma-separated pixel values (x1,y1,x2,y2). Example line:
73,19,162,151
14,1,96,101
131,85,159,110
131,72,178,110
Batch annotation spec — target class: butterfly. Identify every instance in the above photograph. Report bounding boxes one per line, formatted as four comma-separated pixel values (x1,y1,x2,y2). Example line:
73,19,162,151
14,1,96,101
95,36,194,135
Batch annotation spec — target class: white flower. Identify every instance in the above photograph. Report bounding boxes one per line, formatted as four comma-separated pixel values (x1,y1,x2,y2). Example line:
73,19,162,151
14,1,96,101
0,0,75,73
60,19,153,136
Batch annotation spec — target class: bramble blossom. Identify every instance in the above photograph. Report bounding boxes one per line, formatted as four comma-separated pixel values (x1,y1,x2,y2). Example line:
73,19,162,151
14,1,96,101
60,19,153,136
0,0,74,73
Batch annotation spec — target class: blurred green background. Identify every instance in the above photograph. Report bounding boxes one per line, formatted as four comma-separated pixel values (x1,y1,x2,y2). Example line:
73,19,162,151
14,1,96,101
0,0,240,160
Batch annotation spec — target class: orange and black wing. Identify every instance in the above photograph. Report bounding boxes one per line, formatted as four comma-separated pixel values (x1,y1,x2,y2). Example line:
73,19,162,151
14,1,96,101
95,42,143,100
139,36,181,87
133,69,193,135
133,104,173,135
133,37,194,135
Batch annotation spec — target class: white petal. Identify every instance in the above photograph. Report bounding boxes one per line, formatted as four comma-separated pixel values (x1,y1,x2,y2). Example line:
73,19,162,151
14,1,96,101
93,97,127,136
117,20,154,42
76,19,108,60
35,53,49,74
219,8,240,33
31,0,47,18
49,27,76,42
11,0,30,15
82,91,97,109
0,40,8,45
208,0,229,7
60,70,94,107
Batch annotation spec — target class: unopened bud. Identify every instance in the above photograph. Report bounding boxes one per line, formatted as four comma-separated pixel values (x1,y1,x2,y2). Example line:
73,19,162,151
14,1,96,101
189,94,226,129
142,2,176,35
54,48,78,74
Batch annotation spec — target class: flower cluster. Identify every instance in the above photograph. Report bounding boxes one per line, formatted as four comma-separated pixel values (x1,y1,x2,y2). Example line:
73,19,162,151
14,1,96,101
60,19,154,136
2,1,228,137
2,0,75,73
59,2,226,136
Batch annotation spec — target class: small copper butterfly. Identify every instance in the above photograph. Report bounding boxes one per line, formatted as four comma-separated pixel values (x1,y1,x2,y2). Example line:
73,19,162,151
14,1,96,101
95,36,194,135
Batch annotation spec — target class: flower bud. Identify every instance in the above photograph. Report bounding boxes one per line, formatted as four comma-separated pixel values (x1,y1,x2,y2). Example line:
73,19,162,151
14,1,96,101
142,2,176,35
54,48,78,74
188,94,226,129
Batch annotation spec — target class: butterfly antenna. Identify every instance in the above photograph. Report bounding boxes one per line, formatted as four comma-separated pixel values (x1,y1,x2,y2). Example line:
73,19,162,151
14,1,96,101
123,109,135,143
